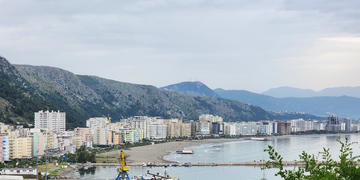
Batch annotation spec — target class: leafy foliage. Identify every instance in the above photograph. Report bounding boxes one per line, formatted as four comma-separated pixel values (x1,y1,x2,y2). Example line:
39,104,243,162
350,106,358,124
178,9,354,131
63,145,96,163
264,138,360,180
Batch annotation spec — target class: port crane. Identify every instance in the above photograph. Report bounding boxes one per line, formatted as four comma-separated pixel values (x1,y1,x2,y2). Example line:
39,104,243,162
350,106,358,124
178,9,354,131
115,151,130,180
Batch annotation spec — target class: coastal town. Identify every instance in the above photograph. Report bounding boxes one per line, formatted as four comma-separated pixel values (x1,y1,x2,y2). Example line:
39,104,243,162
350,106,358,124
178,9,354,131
0,109,357,178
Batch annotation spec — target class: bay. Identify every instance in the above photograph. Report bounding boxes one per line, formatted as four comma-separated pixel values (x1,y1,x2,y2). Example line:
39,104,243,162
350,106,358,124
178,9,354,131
68,134,360,180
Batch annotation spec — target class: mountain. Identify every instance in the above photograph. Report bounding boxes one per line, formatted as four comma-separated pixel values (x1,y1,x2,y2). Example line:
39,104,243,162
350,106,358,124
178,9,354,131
161,81,219,97
320,87,360,98
263,86,360,98
0,57,61,126
215,89,360,118
0,56,284,129
263,86,317,98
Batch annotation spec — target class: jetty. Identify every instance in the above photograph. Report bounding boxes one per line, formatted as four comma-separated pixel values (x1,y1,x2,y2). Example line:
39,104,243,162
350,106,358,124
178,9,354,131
89,161,307,167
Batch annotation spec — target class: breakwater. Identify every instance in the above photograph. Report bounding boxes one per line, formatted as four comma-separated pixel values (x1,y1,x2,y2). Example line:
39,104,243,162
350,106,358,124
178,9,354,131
88,161,306,167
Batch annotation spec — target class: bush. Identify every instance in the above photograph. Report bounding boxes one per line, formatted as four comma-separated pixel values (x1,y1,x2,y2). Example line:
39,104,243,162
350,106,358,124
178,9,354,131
264,138,360,179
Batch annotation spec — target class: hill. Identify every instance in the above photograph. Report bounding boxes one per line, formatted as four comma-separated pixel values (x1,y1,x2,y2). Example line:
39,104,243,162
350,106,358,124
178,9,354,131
161,81,219,97
0,57,64,126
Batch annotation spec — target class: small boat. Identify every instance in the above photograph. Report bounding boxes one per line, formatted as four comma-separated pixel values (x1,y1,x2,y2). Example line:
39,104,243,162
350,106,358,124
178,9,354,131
176,149,194,154
251,137,268,141
182,162,192,167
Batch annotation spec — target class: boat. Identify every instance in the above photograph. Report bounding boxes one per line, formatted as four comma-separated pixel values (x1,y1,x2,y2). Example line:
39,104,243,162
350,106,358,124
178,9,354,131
176,149,194,154
250,137,269,141
146,170,176,180
0,168,38,179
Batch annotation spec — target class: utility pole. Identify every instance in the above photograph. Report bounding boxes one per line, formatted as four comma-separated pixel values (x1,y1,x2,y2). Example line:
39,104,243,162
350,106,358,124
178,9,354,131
36,149,39,180
45,131,48,180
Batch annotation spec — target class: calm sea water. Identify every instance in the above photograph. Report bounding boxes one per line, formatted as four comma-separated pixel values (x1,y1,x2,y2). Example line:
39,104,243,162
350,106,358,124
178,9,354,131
68,134,360,180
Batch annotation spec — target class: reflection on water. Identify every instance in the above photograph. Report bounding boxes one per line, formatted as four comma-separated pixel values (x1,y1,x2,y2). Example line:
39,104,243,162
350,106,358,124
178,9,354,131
78,166,96,176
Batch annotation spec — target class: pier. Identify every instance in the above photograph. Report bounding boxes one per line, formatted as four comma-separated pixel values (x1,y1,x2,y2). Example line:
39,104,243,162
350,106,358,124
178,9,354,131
89,161,307,167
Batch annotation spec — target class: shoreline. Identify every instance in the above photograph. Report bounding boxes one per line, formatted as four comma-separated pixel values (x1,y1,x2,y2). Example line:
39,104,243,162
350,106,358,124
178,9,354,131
97,132,357,166
97,138,247,165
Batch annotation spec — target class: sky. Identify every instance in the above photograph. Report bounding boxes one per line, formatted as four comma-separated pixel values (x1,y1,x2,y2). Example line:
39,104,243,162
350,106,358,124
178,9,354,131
0,0,360,93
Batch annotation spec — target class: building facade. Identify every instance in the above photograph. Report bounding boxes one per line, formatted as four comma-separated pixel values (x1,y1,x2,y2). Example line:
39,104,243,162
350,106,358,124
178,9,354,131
34,110,66,132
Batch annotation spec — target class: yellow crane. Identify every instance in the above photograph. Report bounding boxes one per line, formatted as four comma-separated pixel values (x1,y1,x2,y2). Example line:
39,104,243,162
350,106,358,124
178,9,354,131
115,151,130,180
107,114,112,123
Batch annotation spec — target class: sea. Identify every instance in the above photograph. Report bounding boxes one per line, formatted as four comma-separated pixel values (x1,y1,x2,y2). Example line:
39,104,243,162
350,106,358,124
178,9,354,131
67,133,360,180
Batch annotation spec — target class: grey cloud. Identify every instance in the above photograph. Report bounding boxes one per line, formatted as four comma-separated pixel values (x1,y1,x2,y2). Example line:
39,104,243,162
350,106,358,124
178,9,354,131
0,0,359,92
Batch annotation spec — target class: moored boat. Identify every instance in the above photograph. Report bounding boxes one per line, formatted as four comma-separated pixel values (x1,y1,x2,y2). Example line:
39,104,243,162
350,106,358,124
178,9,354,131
250,137,269,141
176,149,194,154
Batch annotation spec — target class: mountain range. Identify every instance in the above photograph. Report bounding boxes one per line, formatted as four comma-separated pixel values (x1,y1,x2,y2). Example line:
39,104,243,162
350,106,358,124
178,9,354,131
163,82,360,119
2,56,318,129
263,86,360,98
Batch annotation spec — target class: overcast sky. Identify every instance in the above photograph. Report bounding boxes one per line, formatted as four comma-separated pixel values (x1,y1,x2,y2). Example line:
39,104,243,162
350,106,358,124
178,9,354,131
1,0,359,93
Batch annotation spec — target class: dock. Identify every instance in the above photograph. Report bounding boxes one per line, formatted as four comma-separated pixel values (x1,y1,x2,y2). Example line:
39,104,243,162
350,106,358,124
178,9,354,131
89,161,307,167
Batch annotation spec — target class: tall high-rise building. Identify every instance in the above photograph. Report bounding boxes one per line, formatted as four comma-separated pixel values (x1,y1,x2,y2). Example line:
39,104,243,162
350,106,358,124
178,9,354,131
199,120,211,135
326,116,341,132
34,110,66,132
128,116,153,139
148,123,167,139
86,117,109,145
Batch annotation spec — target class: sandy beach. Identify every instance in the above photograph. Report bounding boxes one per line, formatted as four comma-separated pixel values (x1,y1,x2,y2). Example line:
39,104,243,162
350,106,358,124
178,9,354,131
97,138,244,165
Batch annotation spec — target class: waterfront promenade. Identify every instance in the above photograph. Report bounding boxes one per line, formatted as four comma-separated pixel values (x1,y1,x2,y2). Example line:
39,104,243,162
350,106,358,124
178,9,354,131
88,161,306,167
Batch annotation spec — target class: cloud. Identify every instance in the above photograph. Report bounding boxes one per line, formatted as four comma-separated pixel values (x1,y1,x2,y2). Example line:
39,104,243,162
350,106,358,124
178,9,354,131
0,0,359,92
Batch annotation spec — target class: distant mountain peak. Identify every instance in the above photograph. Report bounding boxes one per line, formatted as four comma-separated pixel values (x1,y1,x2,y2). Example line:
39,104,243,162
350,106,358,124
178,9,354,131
263,86,317,98
263,86,360,98
161,81,219,97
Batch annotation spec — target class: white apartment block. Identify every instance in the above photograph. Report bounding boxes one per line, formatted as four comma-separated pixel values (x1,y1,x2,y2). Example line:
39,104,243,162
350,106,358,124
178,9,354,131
290,119,317,133
34,110,66,132
199,114,223,123
129,116,153,139
148,123,167,139
86,117,109,145
224,122,237,136
199,120,211,135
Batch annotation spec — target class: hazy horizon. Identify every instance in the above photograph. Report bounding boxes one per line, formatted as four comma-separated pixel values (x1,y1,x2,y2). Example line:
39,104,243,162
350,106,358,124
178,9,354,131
1,0,360,93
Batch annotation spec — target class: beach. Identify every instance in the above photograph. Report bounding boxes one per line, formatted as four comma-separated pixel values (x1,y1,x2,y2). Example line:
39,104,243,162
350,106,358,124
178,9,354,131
97,138,244,165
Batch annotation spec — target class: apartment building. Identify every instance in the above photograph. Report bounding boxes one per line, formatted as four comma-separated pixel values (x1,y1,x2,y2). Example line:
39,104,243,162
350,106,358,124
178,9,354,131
9,136,32,159
182,122,192,137
86,117,109,145
121,130,140,143
148,123,167,139
34,110,66,132
1,136,9,161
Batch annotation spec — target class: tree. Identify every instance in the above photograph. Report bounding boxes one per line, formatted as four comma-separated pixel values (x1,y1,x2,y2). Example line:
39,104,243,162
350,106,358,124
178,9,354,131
264,138,360,180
